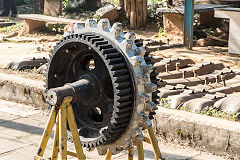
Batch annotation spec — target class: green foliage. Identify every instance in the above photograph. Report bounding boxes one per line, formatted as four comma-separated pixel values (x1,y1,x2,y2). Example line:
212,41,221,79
201,106,240,121
159,98,240,122
147,0,162,5
159,98,171,109
62,0,73,13
158,27,164,37
0,23,22,33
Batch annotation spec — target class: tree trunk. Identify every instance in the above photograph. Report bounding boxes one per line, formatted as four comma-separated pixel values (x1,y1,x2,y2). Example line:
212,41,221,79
34,0,44,14
83,0,102,10
119,0,124,9
44,0,62,16
123,0,147,29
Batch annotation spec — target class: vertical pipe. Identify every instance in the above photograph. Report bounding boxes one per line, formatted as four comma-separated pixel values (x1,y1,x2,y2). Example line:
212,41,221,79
183,0,194,49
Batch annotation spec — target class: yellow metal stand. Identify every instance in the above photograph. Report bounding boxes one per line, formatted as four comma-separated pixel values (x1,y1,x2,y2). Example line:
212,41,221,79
34,97,85,160
34,96,163,160
105,127,163,160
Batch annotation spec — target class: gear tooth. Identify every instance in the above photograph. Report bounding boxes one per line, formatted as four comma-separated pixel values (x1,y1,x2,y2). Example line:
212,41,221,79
141,63,153,75
73,23,84,33
125,139,133,149
97,140,101,146
142,118,152,129
85,19,97,28
133,46,146,57
64,31,72,37
138,112,148,121
110,22,123,39
139,92,150,103
134,47,146,57
131,56,143,67
145,82,158,93
145,101,158,111
124,32,136,41
97,18,111,31
134,128,144,138
125,39,133,51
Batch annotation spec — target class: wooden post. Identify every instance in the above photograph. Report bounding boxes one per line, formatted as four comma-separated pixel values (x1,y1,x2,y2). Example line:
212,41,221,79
124,0,147,29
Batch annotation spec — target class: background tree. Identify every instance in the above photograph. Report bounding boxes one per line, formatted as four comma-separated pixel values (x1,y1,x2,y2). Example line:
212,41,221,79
123,0,147,29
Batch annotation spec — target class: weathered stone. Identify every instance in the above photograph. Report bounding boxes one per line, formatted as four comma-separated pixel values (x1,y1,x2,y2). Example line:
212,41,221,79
96,5,119,22
0,73,47,110
154,107,240,159
22,19,46,34
163,13,184,38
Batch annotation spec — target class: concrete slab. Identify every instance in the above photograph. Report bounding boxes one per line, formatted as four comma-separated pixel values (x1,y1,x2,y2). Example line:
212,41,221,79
0,100,225,160
0,100,40,117
0,72,47,110
0,42,49,68
154,107,240,159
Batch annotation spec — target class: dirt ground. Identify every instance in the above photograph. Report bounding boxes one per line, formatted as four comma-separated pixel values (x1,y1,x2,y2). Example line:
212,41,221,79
1,22,240,81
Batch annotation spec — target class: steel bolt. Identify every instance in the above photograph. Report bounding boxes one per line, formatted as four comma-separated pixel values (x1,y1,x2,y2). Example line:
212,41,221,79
216,75,221,83
166,64,170,73
193,70,197,77
205,77,209,85
176,62,180,71
182,71,187,79
221,75,226,87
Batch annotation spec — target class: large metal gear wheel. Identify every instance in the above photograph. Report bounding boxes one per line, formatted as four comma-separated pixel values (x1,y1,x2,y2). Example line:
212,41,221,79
46,19,158,155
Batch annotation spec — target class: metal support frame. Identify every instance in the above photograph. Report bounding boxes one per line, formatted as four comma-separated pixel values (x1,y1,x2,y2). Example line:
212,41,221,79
34,97,85,160
183,0,194,49
105,127,163,160
35,96,163,160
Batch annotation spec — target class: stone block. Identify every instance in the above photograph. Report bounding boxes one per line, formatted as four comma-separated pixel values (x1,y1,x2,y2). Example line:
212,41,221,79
163,13,184,38
22,19,46,34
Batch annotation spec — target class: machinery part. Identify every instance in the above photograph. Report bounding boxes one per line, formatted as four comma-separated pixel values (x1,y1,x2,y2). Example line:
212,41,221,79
6,57,48,70
46,19,157,155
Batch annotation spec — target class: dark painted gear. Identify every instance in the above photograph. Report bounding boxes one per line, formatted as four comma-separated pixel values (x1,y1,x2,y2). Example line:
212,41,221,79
46,33,135,148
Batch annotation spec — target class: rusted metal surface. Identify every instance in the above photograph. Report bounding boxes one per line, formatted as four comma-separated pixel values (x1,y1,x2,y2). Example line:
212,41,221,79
155,56,240,115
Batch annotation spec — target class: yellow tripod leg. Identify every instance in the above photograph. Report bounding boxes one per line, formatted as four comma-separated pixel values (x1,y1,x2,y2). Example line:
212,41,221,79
35,106,58,158
128,148,134,160
147,127,162,160
66,104,86,160
51,114,59,160
105,149,112,160
59,103,67,160
136,141,144,160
